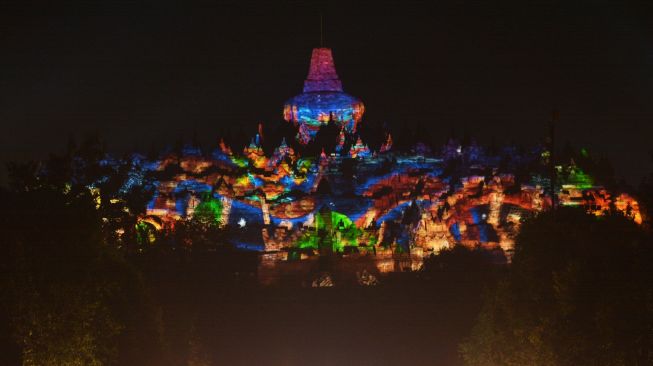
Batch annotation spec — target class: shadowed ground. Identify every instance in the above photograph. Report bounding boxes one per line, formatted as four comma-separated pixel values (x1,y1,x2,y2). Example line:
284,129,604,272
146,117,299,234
143,253,485,366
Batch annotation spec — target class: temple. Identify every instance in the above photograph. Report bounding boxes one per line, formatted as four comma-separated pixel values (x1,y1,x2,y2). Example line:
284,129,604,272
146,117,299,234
91,47,643,287
283,48,365,144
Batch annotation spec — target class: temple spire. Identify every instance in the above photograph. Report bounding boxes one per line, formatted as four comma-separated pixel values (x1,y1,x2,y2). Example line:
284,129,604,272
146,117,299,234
303,48,343,92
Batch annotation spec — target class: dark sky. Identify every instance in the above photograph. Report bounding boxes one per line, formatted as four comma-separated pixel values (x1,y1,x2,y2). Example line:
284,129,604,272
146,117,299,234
2,0,652,184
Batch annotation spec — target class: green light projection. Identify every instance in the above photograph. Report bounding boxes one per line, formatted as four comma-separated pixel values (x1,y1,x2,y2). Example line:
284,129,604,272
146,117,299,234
296,209,376,253
135,221,156,246
193,195,223,225
558,165,594,190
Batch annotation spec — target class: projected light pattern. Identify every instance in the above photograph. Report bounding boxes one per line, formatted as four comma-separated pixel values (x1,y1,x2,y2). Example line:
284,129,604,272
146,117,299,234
107,47,645,284
33,43,645,287
138,135,643,259
284,48,365,143
120,131,645,286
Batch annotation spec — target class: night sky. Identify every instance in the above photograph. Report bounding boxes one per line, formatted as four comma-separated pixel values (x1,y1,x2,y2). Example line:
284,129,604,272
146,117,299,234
2,0,652,184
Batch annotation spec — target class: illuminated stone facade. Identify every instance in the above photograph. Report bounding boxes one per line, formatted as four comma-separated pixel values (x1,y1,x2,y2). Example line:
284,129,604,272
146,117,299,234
139,139,642,286
129,48,644,286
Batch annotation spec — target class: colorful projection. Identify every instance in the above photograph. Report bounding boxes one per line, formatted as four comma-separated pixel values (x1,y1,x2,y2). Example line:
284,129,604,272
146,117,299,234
193,195,223,225
110,47,646,285
295,208,376,254
284,48,365,143
135,130,643,280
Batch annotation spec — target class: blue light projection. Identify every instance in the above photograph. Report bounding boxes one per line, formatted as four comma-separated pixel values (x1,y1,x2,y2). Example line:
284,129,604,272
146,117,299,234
283,48,364,143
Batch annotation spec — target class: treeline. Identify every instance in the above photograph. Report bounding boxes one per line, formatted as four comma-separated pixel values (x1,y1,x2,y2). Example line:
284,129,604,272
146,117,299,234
459,208,653,365
455,154,653,365
0,186,161,365
0,138,242,365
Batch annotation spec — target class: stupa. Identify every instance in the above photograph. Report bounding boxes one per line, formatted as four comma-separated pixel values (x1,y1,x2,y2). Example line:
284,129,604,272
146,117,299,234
283,48,365,144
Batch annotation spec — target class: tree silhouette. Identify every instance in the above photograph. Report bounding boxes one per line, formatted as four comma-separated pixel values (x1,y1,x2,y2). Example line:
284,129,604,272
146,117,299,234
0,187,163,364
461,208,653,366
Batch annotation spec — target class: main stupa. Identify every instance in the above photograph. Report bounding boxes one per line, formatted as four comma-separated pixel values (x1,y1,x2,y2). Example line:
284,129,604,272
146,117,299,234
283,48,365,144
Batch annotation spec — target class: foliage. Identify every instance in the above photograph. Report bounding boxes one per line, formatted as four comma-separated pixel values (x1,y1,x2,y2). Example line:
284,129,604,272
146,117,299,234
460,208,653,366
0,188,162,365
135,221,157,246
5,136,155,252
171,195,227,252
638,151,653,226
